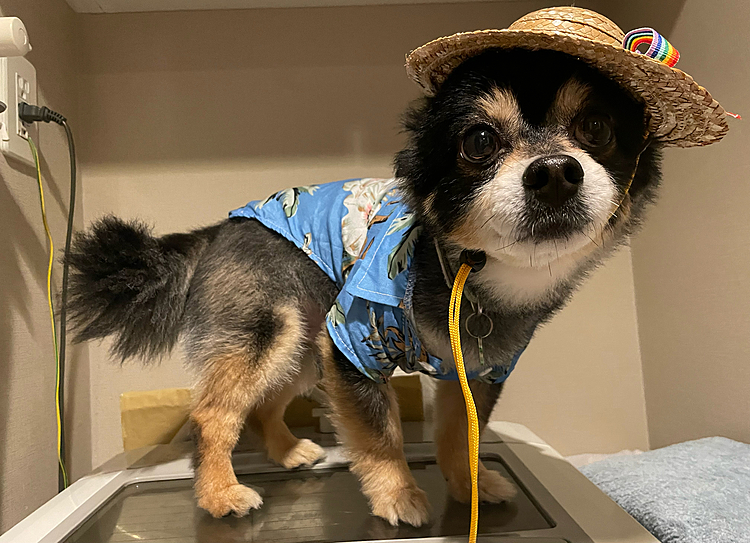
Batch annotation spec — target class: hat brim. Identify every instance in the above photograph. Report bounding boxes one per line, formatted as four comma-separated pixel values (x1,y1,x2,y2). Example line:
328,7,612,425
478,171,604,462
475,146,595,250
406,29,728,148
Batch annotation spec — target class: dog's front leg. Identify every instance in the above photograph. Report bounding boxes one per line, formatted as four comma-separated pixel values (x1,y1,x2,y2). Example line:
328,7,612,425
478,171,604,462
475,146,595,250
319,333,430,527
435,379,517,504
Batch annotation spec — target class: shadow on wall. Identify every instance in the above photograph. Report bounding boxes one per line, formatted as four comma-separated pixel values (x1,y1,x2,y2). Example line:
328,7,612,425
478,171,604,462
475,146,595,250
0,167,44,529
74,0,691,167
0,149,92,529
0,0,82,529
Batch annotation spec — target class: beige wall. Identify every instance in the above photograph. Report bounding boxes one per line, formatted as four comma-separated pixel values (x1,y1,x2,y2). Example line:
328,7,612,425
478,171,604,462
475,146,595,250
496,246,648,455
77,0,649,467
0,0,88,533
629,0,750,449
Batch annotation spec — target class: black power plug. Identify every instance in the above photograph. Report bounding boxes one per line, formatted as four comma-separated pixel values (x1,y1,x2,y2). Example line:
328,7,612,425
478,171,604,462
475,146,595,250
19,101,66,125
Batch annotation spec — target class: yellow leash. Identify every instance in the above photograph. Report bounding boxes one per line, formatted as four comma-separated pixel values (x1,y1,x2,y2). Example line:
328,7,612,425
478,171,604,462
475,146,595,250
449,261,481,543
444,135,652,542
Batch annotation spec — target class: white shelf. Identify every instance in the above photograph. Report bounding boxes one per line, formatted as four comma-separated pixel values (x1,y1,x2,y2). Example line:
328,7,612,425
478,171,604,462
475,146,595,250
66,0,503,13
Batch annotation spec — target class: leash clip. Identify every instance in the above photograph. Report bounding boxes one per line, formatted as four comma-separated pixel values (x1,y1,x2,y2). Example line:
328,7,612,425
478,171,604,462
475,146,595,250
460,250,486,272
466,305,493,367
458,250,490,366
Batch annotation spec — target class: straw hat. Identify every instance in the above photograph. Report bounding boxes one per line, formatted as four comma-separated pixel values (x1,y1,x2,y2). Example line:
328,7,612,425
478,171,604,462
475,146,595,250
406,7,729,147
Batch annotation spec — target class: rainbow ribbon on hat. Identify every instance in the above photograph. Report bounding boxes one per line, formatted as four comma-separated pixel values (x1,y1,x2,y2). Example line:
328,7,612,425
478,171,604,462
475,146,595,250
623,27,680,67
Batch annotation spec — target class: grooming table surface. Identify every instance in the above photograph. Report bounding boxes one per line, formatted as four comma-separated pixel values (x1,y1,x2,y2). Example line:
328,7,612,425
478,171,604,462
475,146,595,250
64,460,549,543
1,422,660,543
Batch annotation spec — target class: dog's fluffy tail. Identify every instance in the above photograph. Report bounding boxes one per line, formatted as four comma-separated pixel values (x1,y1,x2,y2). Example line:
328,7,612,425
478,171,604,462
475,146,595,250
65,215,220,362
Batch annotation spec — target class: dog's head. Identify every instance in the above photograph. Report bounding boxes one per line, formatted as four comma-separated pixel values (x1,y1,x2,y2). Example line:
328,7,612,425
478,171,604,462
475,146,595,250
396,48,661,272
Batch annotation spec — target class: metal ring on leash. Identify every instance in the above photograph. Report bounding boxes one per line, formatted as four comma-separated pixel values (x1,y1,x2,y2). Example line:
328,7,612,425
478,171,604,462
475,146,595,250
465,310,494,339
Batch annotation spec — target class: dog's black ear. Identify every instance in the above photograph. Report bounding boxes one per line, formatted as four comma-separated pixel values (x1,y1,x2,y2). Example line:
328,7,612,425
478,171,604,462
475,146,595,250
394,98,429,179
394,97,434,215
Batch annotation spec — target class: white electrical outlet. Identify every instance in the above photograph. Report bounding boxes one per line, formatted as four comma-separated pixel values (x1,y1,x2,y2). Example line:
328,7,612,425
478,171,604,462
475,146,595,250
0,55,37,166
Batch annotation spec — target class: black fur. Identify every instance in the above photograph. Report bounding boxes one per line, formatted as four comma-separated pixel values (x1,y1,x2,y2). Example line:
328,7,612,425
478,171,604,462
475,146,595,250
65,216,220,362
395,48,661,240
330,343,392,434
180,218,338,367
409,232,547,368
392,49,663,371
474,382,505,426
65,48,664,389
66,49,663,384
67,216,339,365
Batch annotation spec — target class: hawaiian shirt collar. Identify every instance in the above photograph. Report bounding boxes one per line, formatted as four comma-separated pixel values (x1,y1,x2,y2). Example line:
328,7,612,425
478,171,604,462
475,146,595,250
343,190,422,308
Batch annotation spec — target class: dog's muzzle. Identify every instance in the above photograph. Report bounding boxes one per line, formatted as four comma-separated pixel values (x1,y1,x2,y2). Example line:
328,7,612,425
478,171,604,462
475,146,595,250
522,154,584,207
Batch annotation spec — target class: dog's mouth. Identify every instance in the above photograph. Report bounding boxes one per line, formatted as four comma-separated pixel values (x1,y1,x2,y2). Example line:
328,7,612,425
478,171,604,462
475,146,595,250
516,198,594,242
464,151,619,264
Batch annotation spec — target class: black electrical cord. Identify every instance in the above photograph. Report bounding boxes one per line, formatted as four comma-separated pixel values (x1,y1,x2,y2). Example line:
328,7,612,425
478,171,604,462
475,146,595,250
57,120,75,493
19,102,76,493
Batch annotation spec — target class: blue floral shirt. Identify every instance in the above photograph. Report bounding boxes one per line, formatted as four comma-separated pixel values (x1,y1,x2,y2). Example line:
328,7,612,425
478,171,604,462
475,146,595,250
229,178,526,384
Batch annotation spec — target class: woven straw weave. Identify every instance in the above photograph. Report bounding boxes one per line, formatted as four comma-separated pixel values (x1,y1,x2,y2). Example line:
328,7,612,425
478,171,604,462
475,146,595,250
406,7,729,147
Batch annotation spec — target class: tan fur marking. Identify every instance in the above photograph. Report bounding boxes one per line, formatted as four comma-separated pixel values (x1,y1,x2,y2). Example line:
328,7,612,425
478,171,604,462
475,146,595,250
318,331,430,526
450,220,483,250
191,305,304,518
435,380,516,504
421,192,439,228
478,87,522,133
549,77,591,126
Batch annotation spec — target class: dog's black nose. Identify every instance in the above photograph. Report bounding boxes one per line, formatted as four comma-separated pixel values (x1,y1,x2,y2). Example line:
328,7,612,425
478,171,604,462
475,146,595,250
522,155,584,207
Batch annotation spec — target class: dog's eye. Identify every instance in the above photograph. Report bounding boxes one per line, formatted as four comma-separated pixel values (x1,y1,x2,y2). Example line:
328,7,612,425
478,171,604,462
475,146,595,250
574,114,613,148
460,125,500,163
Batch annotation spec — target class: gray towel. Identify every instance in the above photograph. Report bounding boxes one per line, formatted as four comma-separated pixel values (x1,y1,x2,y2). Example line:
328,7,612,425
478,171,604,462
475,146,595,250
579,437,750,543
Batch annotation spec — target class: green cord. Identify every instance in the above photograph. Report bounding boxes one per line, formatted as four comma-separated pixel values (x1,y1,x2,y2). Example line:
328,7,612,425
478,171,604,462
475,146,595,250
28,136,69,488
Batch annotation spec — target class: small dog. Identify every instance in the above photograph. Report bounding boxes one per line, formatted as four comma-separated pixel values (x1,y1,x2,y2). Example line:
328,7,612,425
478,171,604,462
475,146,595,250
68,47,660,526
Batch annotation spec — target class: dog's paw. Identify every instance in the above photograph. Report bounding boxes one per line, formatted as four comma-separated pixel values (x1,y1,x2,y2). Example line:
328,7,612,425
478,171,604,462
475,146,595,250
447,467,517,504
371,484,431,527
197,484,263,518
478,469,517,503
274,438,326,469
